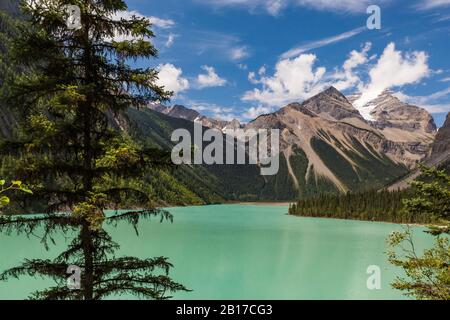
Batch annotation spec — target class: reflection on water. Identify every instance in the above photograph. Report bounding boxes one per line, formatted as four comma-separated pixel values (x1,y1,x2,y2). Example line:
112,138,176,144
0,205,434,300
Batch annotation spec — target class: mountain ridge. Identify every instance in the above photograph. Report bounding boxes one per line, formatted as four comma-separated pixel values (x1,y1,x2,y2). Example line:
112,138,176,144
143,86,439,194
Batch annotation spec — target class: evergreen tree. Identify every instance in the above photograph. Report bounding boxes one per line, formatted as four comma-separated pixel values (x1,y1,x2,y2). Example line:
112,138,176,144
288,189,420,223
0,0,187,299
387,166,450,300
0,179,31,209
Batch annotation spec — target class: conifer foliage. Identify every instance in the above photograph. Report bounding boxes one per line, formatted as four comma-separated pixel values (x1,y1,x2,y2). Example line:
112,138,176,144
0,0,187,299
288,189,427,223
387,167,450,300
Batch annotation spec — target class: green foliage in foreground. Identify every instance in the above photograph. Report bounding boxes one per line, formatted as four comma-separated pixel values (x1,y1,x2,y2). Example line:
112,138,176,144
0,0,189,300
0,179,31,209
387,167,450,300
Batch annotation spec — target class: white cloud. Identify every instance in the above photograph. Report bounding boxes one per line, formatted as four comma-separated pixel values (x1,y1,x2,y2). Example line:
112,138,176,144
195,0,388,15
196,65,227,88
416,0,450,10
195,0,287,15
190,31,251,62
295,0,385,12
244,42,432,110
238,64,248,70
165,34,177,48
108,10,175,42
354,43,430,107
248,71,258,84
394,88,450,114
440,77,450,82
199,104,240,121
332,42,373,91
230,46,250,61
179,97,242,121
148,16,175,29
191,105,208,112
112,10,175,29
156,64,190,95
258,66,267,75
243,44,373,106
242,53,327,106
436,13,450,22
280,27,366,59
243,105,275,119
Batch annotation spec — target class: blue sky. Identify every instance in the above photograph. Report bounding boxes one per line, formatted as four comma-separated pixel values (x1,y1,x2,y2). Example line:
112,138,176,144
124,0,450,126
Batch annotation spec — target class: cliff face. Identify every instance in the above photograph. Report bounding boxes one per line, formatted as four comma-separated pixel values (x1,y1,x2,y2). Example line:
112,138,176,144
346,90,437,167
431,113,450,158
348,90,437,142
144,86,440,194
388,113,450,191
245,87,412,193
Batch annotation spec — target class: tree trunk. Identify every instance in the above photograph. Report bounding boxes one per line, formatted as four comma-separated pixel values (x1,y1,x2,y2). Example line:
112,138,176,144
81,222,95,300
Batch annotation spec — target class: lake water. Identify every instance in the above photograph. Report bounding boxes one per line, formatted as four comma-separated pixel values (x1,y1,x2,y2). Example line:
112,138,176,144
0,204,434,300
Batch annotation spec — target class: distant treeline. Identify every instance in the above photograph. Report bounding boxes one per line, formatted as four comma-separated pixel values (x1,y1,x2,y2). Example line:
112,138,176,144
288,189,435,224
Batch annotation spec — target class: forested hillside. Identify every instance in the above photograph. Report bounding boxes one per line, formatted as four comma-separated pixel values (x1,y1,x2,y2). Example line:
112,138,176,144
288,190,418,223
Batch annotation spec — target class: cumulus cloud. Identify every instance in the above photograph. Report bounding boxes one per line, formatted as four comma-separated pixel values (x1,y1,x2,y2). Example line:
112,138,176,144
353,43,430,107
196,65,227,88
156,64,190,95
243,42,431,109
242,53,327,106
332,42,372,91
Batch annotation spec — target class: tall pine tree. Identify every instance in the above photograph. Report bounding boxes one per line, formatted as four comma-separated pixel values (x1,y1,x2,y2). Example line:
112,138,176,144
0,0,187,299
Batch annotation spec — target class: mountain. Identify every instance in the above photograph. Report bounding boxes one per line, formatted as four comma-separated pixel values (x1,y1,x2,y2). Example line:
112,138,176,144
147,103,242,131
142,87,441,197
148,103,200,121
348,90,437,166
244,87,413,194
388,112,450,191
1,80,442,200
431,112,450,161
348,90,436,144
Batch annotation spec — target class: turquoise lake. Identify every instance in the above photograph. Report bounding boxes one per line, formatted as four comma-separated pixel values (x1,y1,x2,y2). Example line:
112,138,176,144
0,204,434,300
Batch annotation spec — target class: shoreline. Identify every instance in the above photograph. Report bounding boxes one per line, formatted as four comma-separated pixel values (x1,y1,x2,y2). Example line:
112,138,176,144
288,213,436,227
236,202,292,206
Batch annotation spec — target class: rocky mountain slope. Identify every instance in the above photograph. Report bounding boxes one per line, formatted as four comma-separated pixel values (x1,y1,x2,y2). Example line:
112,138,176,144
388,112,450,191
245,87,415,193
147,103,242,131
2,79,442,199
431,112,450,161
348,90,436,161
144,86,440,196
